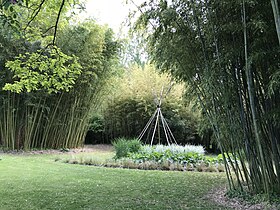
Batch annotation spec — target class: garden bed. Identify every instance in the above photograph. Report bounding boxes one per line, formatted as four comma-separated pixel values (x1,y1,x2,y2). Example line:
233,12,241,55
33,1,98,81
61,140,226,173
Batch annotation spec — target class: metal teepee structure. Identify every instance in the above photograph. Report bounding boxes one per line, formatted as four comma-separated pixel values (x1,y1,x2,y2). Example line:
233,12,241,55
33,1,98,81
137,83,177,146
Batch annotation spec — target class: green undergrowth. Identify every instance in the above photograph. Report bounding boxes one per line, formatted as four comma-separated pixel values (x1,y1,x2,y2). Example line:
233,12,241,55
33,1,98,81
0,151,231,209
109,139,225,172
112,138,141,158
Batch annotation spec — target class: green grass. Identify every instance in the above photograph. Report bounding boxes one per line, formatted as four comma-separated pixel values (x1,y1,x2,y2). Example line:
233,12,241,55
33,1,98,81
0,150,231,210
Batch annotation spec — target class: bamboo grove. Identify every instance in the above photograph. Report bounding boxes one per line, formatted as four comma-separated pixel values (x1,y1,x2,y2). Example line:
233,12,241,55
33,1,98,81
95,65,201,146
0,1,119,150
134,0,280,197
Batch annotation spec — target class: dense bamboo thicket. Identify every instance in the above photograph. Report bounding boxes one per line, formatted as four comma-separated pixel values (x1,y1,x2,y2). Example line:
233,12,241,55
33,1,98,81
134,0,280,197
88,65,203,146
0,19,119,150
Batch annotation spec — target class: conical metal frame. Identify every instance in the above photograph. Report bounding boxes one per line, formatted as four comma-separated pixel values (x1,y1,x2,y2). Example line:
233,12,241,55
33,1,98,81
137,83,177,146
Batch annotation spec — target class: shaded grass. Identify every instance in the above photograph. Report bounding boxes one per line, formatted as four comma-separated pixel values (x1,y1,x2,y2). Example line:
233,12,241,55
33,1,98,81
0,150,232,210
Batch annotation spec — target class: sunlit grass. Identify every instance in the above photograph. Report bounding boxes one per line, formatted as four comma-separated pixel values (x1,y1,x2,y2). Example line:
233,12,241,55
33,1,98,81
0,150,231,210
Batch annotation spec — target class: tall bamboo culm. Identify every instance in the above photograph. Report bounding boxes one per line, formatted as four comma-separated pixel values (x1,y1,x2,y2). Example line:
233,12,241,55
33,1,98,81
134,0,280,197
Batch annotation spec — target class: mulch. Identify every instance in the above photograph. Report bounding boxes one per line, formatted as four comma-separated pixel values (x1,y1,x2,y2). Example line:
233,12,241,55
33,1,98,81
206,187,279,210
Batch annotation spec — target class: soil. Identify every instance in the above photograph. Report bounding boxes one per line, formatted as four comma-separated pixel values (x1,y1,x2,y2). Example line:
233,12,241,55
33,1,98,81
0,144,114,155
206,187,279,210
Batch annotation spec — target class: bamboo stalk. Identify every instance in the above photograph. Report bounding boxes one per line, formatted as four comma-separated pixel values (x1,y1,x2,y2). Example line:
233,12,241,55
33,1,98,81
242,0,270,196
271,0,280,46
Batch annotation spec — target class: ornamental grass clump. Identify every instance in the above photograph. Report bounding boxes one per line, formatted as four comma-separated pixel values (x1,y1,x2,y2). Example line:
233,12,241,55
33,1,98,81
112,138,142,159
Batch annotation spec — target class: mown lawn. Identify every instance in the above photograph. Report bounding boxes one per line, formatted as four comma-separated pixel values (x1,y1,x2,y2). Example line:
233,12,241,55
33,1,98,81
0,149,231,210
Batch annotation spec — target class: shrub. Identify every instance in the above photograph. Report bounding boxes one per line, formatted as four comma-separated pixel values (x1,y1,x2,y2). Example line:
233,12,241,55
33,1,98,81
112,138,142,159
85,114,105,144
205,156,224,166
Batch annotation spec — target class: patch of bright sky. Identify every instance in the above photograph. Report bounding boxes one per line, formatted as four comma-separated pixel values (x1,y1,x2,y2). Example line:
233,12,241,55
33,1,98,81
82,0,144,35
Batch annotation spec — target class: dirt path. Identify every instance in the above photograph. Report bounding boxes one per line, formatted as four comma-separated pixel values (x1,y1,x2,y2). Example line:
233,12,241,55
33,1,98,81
0,144,114,155
206,187,279,210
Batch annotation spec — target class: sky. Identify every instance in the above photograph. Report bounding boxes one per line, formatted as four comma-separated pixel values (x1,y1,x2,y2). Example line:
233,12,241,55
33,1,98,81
83,0,143,34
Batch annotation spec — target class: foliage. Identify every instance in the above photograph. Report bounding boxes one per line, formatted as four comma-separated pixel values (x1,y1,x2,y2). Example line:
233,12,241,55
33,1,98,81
129,150,204,164
140,144,205,155
3,47,81,93
0,0,21,30
65,155,225,173
91,65,201,146
0,19,120,150
112,138,142,159
111,141,224,172
88,113,105,133
120,32,149,68
57,21,120,85
0,0,120,151
134,0,280,197
127,144,224,167
0,0,85,44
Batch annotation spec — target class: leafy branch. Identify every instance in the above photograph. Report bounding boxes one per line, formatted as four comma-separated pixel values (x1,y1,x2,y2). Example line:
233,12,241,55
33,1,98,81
3,47,82,94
